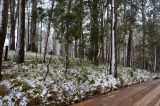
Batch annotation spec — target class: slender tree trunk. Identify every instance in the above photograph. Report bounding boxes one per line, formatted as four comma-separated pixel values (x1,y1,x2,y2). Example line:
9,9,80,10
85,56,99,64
0,0,9,80
74,39,78,58
4,45,9,61
26,3,30,51
43,21,51,63
64,43,69,69
141,0,146,69
43,1,54,63
100,0,105,62
127,30,132,67
90,0,99,65
123,45,126,67
127,0,135,67
63,0,72,69
40,21,42,54
122,0,126,67
106,1,110,64
110,0,117,77
14,0,25,64
79,0,84,59
154,46,156,72
30,0,37,52
9,0,19,50
9,0,15,50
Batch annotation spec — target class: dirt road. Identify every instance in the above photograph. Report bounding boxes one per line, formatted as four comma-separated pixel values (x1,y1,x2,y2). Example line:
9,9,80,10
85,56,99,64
72,79,160,106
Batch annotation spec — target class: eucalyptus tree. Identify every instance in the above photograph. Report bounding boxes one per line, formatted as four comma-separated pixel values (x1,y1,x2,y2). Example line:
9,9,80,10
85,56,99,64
53,0,81,69
126,0,137,67
37,6,46,54
146,0,160,71
73,0,84,58
88,0,99,65
14,0,26,63
110,0,117,77
9,0,19,50
141,0,147,69
43,0,55,63
0,0,9,80
29,0,38,52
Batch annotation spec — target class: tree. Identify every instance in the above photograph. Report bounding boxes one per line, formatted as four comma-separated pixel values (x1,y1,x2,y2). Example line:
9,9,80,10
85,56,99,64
37,6,45,55
146,0,160,71
0,0,9,81
78,0,84,59
110,0,117,77
14,0,25,63
4,38,9,61
141,0,146,69
126,0,136,67
9,0,19,50
89,0,99,65
64,0,73,69
43,1,54,63
29,0,38,52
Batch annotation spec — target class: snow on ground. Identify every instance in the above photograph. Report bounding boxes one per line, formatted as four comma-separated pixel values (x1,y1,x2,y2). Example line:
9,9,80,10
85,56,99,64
0,64,157,106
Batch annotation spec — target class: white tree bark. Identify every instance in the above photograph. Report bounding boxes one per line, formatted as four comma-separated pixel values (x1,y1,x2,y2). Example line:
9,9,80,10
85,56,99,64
0,0,4,27
111,0,116,76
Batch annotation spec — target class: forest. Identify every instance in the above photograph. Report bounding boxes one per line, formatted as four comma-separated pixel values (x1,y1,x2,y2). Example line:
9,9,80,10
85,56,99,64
0,0,160,105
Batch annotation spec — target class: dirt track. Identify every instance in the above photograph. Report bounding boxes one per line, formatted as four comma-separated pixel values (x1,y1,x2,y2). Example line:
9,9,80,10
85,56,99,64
71,79,160,106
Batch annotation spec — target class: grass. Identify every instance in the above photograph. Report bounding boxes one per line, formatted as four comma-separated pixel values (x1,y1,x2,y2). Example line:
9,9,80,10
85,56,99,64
6,51,92,69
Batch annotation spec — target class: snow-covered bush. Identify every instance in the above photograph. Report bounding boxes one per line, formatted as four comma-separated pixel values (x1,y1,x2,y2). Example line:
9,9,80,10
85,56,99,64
0,64,156,106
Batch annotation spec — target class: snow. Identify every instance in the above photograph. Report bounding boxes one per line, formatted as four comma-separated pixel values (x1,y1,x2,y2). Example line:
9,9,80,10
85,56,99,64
0,80,13,89
0,64,157,105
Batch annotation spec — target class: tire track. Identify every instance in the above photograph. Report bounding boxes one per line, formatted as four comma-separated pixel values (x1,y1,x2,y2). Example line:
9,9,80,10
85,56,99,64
119,80,160,106
71,79,160,106
147,92,160,106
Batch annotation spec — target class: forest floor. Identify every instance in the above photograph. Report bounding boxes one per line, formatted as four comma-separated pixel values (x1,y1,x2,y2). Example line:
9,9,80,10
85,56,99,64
0,51,159,106
72,79,160,106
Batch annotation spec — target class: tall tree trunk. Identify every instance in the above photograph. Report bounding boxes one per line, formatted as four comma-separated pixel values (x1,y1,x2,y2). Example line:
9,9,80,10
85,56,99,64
79,0,84,59
9,0,19,50
90,0,99,65
43,21,51,63
127,0,135,67
106,1,110,64
26,3,30,51
141,0,146,69
110,0,117,77
127,29,132,67
122,0,126,67
0,0,9,81
9,0,15,50
40,21,42,54
30,0,37,52
43,1,54,63
14,0,25,64
154,46,156,72
64,0,72,69
100,0,105,62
